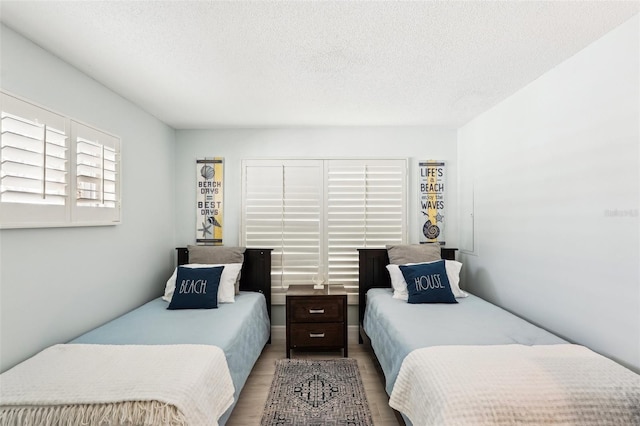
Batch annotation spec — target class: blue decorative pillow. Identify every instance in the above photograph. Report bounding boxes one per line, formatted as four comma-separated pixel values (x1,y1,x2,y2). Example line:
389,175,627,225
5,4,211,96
399,260,458,304
167,266,224,310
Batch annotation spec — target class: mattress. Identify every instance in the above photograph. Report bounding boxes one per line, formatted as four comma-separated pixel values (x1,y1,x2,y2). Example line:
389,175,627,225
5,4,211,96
363,288,566,395
71,291,270,424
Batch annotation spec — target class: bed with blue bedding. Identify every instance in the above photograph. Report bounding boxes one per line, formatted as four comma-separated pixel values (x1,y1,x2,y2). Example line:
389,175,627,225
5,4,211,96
363,288,566,396
72,292,269,424
358,247,640,425
0,247,272,426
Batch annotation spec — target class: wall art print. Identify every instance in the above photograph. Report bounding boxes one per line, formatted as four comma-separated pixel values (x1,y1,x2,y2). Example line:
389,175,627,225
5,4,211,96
196,157,223,245
419,160,445,245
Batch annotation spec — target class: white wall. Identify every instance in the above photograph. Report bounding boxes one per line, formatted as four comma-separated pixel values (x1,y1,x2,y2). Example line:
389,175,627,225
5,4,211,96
175,127,458,246
457,16,639,371
0,25,177,372
175,127,458,325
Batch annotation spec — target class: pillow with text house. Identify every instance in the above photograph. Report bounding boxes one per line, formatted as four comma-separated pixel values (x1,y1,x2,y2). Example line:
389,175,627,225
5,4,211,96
399,260,458,304
388,260,467,301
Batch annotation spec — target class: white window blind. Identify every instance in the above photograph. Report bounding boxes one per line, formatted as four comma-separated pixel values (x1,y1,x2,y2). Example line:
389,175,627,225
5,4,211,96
326,159,406,294
1,93,70,225
242,158,407,300
243,160,323,290
0,91,121,228
72,121,120,224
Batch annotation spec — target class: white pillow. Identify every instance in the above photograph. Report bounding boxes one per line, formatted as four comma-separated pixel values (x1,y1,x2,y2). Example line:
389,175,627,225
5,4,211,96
386,260,468,301
163,263,243,304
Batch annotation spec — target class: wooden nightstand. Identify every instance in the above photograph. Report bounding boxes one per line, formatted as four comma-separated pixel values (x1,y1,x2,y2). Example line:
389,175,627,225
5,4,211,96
286,285,347,358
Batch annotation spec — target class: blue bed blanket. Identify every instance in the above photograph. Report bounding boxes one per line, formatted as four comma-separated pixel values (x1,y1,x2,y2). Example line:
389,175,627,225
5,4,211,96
71,292,270,423
363,288,566,395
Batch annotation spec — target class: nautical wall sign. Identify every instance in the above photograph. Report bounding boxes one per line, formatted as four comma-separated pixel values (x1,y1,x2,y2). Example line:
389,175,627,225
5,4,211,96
419,160,445,245
196,157,224,245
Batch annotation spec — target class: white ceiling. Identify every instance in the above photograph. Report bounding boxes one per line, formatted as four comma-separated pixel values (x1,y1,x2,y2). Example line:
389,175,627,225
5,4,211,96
1,1,638,129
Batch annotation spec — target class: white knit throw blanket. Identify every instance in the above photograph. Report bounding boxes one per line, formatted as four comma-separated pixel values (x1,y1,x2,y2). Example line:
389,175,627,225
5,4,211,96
0,344,235,426
390,344,640,426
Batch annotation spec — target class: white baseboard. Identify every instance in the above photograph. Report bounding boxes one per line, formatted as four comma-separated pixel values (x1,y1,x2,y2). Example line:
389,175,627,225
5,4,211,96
271,325,285,340
348,325,359,341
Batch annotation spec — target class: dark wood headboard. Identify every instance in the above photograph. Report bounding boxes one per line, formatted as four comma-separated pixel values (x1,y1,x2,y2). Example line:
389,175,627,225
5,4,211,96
175,247,272,322
358,247,457,343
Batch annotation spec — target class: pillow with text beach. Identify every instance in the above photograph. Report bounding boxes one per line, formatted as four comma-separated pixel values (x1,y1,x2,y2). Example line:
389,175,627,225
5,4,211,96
167,266,224,310
164,263,242,304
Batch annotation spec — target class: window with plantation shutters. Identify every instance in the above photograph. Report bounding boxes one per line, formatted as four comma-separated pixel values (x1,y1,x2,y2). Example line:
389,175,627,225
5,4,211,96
242,159,323,292
0,91,121,228
241,158,407,302
72,121,120,224
326,159,406,295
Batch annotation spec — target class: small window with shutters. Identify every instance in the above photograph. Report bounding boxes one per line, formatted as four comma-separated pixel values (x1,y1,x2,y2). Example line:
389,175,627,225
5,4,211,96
0,91,120,228
72,121,120,224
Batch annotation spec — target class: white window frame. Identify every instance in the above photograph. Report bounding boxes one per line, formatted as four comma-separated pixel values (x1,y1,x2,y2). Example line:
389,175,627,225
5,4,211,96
0,90,121,228
241,158,407,304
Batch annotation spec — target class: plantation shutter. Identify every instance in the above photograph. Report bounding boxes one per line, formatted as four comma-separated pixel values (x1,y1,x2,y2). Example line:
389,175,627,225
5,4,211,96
71,121,121,224
242,158,406,300
0,92,69,226
326,159,407,295
242,160,323,294
1,92,121,228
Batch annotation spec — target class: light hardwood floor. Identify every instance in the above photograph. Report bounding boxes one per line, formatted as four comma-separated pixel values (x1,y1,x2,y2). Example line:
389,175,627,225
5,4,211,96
226,328,401,426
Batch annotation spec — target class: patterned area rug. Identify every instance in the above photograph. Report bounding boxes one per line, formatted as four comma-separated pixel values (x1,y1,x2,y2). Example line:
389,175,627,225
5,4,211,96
261,358,374,426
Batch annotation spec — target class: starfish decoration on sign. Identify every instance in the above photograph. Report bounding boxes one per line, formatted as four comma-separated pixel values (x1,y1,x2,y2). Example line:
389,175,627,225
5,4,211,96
198,221,212,238
436,212,444,223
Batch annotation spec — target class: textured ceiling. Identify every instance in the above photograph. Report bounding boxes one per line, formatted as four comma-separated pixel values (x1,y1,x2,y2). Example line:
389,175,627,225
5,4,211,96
1,1,638,129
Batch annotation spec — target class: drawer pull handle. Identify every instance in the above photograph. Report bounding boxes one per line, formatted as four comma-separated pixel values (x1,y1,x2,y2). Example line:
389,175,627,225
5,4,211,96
309,333,325,338
309,309,325,314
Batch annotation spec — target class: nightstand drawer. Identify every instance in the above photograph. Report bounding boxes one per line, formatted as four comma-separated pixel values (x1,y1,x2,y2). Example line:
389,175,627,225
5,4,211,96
288,297,345,322
289,323,344,348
